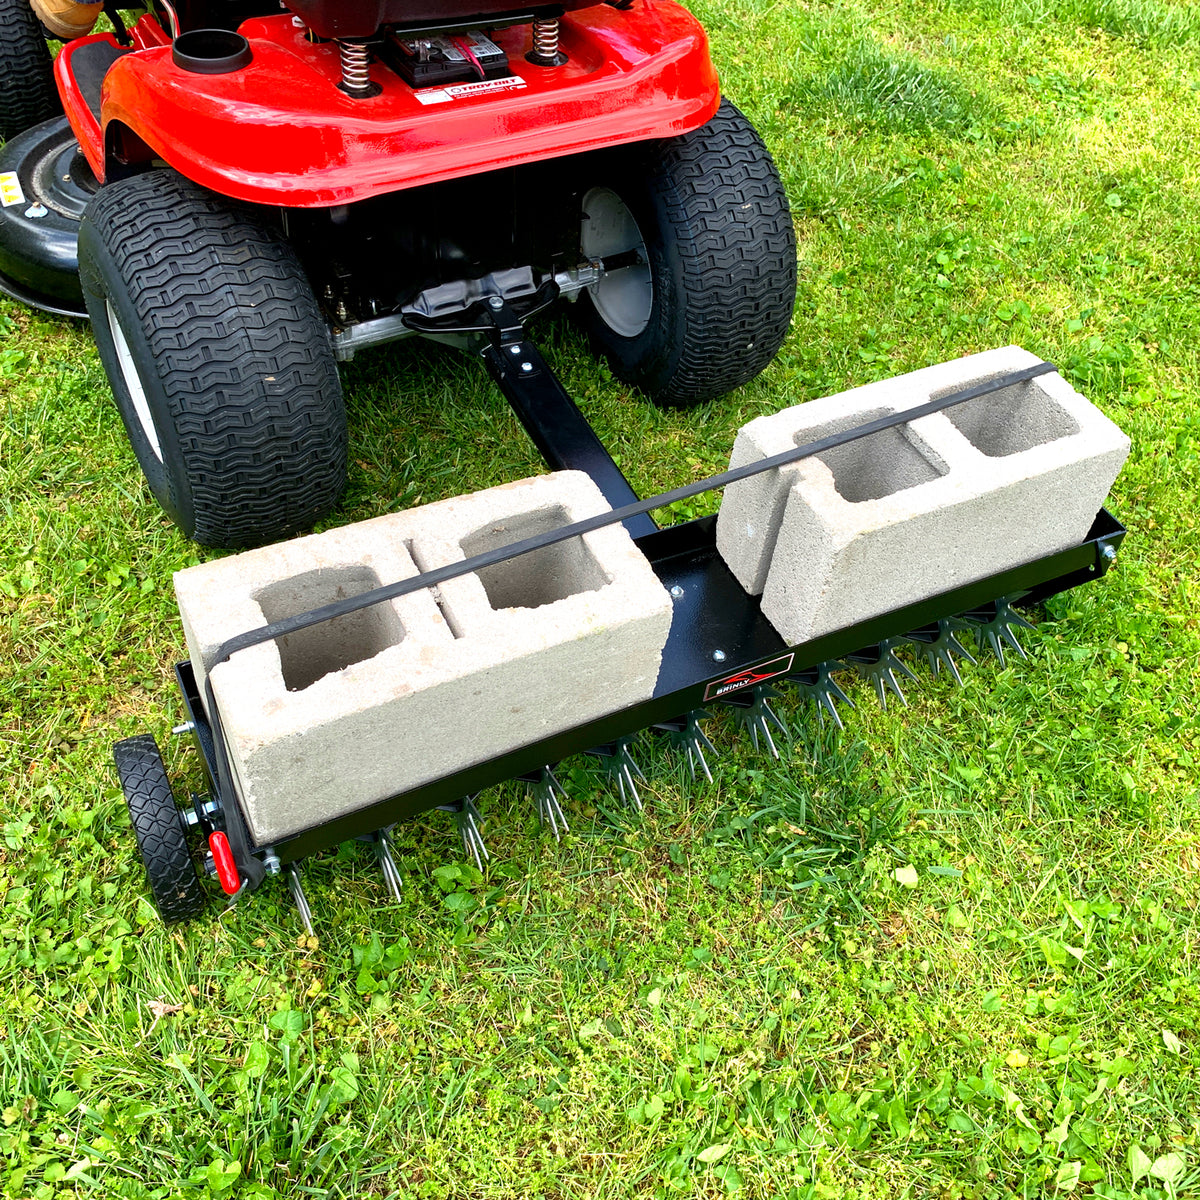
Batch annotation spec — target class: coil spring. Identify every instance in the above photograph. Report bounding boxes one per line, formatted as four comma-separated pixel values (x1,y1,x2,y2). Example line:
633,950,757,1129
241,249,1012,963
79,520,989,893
530,18,561,62
338,40,371,94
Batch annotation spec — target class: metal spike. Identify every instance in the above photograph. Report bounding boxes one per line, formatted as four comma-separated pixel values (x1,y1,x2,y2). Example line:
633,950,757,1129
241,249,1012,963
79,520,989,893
904,618,978,686
964,596,1035,668
438,796,489,870
790,661,854,730
586,736,646,812
285,861,315,937
652,710,717,782
722,685,789,759
845,637,919,709
521,766,569,840
372,827,404,903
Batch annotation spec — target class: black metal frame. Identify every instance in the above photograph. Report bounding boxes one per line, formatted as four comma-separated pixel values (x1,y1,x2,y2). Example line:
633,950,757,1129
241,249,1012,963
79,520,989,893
171,312,1126,884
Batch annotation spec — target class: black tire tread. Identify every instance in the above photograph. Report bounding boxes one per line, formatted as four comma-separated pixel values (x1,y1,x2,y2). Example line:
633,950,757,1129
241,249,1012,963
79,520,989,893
0,0,61,142
649,101,796,405
80,171,346,547
114,734,207,924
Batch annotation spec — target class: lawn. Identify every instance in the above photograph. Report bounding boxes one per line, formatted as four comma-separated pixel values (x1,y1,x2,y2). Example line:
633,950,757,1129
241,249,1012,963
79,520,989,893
2,0,1199,1196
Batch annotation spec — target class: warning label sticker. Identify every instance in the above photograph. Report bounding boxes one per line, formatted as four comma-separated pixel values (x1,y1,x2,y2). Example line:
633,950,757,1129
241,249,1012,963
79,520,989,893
0,172,25,208
414,76,527,105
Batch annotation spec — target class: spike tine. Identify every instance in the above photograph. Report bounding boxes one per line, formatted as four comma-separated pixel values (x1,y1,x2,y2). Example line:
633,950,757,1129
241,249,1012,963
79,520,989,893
440,797,488,869
819,692,845,730
587,737,647,812
619,764,643,812
374,828,404,902
760,718,780,760
948,630,978,667
285,861,315,937
527,767,569,841
937,648,965,688
999,623,1028,660
689,740,713,783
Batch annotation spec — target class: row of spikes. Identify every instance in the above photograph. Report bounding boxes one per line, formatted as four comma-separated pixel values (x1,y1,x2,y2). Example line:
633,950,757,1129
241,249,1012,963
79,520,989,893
279,597,1033,933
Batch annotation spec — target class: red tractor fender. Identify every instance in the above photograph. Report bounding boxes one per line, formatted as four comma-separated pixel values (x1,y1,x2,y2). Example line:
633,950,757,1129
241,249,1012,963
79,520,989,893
72,2,719,207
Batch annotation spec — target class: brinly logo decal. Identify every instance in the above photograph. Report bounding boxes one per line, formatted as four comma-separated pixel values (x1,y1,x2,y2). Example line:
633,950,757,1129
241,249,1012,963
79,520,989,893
703,654,795,702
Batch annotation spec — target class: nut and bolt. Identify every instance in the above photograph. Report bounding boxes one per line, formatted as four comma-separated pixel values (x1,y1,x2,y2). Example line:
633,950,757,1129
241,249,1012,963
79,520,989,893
712,650,727,663
487,295,504,310
669,585,685,600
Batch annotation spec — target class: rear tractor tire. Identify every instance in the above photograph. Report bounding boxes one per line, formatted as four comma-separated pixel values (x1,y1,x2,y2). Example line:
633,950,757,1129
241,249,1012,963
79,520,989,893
78,170,347,549
577,99,796,408
114,734,207,925
0,0,62,142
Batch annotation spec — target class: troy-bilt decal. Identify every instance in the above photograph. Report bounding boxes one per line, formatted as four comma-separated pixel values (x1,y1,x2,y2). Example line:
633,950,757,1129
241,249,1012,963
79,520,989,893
0,173,25,208
415,76,528,105
704,653,795,702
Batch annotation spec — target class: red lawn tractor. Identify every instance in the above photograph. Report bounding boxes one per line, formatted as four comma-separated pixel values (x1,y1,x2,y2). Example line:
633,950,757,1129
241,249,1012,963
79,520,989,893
0,0,796,548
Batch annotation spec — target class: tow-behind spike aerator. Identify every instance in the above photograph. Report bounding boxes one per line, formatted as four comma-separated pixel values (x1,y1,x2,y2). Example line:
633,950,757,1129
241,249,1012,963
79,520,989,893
109,348,1127,929
0,0,1130,928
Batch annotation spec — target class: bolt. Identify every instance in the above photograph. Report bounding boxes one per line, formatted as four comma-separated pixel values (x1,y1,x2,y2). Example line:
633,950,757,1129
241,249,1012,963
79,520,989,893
487,295,504,310
669,585,684,600
24,204,47,220
1100,543,1117,563
521,362,533,373
263,851,282,875
172,722,195,736
509,344,522,355
712,650,726,663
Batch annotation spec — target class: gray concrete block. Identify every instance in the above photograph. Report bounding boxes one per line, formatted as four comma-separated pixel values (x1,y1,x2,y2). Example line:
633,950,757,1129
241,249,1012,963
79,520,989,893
173,471,672,845
715,346,1129,644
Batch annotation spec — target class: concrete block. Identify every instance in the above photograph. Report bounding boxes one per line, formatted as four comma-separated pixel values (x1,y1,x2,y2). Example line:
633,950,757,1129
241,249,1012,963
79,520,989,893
174,471,672,845
715,346,1129,644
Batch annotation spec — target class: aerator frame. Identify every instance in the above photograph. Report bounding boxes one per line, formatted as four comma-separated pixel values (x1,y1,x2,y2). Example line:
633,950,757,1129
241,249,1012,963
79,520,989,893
124,325,1126,928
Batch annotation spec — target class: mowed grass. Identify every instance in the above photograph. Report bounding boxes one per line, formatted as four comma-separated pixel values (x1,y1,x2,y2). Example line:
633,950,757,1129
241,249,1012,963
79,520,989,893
2,0,1199,1196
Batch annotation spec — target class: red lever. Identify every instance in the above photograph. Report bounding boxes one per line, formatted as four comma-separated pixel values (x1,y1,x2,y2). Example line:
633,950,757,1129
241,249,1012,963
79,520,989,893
208,831,241,895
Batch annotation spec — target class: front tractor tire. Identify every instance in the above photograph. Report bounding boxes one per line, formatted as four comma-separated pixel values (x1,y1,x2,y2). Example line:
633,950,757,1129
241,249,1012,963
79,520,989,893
114,734,207,925
578,99,797,408
0,0,62,142
78,171,347,549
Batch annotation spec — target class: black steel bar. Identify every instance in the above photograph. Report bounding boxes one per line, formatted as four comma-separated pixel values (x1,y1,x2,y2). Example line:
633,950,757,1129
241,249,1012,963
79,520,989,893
208,360,1059,670
481,339,658,538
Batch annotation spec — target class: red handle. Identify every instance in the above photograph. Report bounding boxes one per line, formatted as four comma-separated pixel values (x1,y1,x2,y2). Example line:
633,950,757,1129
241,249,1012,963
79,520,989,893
208,831,241,895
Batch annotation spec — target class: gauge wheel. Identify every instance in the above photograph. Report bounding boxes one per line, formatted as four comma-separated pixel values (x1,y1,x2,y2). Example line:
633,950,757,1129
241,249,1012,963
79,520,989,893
114,734,207,924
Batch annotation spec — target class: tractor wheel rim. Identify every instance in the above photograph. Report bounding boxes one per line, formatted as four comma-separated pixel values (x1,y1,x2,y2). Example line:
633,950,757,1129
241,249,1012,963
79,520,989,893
106,300,162,462
580,187,652,339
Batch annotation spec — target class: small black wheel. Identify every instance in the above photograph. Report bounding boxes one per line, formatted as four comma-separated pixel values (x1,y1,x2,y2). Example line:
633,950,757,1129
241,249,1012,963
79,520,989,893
0,0,61,143
78,170,347,549
576,99,796,408
113,734,207,924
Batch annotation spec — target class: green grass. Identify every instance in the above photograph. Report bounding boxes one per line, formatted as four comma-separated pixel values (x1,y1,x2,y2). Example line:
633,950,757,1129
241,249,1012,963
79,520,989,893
3,0,1200,1196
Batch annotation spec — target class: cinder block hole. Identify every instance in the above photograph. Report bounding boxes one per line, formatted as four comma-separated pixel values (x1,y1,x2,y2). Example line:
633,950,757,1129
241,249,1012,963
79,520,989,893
938,377,1079,457
797,408,948,503
254,566,403,691
461,505,611,610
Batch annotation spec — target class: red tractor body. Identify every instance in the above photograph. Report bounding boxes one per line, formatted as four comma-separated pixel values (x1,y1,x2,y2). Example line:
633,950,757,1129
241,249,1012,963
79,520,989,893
59,3,718,205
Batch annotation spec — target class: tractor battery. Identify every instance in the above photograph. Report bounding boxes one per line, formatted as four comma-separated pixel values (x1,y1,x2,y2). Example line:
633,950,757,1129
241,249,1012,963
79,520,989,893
385,31,510,89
